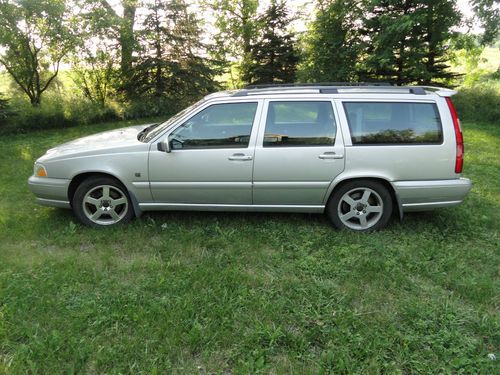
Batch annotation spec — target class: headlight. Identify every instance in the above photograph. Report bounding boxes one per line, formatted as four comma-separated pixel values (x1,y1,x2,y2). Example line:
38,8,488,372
34,163,47,177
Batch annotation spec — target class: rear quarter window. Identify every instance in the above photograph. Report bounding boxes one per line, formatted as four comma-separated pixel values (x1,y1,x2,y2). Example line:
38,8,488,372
343,102,443,145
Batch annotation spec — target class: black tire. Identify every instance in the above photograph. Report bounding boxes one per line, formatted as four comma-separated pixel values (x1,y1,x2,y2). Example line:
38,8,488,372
72,176,134,227
326,179,393,232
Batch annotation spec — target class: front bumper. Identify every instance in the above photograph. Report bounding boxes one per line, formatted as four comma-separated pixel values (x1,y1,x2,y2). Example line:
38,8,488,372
393,178,472,212
28,176,71,209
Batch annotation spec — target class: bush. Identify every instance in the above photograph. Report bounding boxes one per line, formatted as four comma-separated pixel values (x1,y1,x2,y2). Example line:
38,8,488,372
454,80,500,124
122,96,182,120
0,93,16,126
0,94,122,134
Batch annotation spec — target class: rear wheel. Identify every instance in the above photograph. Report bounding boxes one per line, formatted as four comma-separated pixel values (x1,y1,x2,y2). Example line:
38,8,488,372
327,180,393,232
72,177,134,227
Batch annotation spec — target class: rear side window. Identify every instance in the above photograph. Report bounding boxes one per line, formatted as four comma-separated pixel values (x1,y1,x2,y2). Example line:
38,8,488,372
343,102,443,145
264,101,336,147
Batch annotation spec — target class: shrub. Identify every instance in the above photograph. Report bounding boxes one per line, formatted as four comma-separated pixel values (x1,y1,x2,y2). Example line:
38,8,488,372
122,96,181,120
0,93,13,126
454,80,500,124
0,94,122,134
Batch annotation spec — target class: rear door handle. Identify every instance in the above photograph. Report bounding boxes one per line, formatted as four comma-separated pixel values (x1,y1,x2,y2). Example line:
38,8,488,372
319,152,343,160
228,153,253,161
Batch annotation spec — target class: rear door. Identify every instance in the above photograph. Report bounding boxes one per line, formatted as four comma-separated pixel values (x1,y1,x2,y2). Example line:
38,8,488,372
252,99,345,206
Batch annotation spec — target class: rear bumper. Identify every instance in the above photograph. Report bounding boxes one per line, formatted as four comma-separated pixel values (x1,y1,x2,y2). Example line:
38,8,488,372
28,176,71,209
392,178,472,212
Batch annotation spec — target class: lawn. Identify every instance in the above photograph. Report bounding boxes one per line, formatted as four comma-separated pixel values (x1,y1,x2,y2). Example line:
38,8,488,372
0,119,498,374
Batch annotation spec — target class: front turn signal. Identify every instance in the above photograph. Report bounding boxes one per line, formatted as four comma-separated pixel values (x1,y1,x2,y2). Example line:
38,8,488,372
35,164,47,177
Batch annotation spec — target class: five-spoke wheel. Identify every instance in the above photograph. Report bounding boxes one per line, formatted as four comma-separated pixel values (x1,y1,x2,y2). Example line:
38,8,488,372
327,180,393,232
73,177,134,227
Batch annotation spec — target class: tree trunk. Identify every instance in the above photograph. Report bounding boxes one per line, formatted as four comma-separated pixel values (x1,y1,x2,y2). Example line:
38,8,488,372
30,94,41,107
120,1,137,81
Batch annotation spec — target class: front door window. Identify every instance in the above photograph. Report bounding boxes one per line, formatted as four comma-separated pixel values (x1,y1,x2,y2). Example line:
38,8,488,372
169,102,258,149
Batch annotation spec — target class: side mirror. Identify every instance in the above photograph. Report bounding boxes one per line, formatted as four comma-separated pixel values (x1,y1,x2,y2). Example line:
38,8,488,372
157,139,171,153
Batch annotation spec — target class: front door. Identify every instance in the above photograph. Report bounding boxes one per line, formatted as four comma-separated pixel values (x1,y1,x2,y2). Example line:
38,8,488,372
148,101,261,204
253,99,345,206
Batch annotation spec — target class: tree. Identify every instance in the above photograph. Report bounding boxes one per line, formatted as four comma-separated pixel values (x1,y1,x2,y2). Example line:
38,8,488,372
91,0,138,82
131,0,219,109
0,0,77,106
360,0,461,85
205,0,259,87
299,0,363,82
72,1,120,106
419,0,462,84
471,0,499,45
72,48,117,107
242,0,298,85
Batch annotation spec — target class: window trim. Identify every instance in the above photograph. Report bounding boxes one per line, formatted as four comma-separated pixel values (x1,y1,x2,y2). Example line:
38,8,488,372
260,99,339,148
165,101,261,151
341,101,444,146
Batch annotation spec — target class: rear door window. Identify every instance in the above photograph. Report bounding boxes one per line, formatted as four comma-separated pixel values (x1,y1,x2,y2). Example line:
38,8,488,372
263,101,336,147
343,102,443,145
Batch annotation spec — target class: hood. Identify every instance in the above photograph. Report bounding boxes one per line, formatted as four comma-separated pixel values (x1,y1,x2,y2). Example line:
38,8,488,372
39,124,152,161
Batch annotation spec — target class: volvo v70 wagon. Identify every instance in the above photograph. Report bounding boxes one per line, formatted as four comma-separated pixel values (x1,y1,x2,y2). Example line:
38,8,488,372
28,84,472,231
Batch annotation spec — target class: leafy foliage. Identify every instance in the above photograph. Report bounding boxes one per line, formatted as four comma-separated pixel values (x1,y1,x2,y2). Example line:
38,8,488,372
206,0,260,87
454,80,500,123
471,0,499,45
0,0,77,106
0,92,13,126
72,50,118,107
299,0,363,82
242,1,298,85
130,0,219,112
0,94,123,134
360,0,462,84
70,0,121,106
87,0,139,84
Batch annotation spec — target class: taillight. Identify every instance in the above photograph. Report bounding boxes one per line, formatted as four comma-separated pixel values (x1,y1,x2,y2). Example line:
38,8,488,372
446,97,463,173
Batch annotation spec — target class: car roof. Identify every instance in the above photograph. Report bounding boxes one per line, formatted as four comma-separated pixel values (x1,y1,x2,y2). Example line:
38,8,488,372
204,84,456,101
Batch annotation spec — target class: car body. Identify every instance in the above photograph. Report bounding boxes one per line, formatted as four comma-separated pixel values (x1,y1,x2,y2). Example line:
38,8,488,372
28,84,472,231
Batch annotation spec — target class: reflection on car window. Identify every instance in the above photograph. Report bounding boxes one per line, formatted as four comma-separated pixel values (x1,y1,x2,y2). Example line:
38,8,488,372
263,101,336,147
343,102,443,145
168,102,258,149
141,99,206,142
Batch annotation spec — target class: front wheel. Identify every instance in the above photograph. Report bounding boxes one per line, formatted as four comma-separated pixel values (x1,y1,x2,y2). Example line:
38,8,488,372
326,180,393,232
72,177,134,227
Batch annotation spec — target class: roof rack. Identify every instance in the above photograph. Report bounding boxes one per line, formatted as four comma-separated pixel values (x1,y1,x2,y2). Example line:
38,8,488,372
245,82,393,89
231,84,456,97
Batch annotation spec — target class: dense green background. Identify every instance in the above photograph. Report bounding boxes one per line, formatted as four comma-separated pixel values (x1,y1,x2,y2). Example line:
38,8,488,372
0,119,498,373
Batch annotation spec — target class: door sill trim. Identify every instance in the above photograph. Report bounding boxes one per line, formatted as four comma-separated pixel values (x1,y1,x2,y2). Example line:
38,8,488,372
139,203,325,213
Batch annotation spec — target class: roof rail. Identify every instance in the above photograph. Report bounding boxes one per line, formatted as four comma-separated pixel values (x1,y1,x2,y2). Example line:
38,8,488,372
232,84,441,97
245,82,393,89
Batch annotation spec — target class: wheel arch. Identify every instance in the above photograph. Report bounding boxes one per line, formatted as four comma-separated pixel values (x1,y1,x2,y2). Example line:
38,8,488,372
68,172,142,217
324,176,403,220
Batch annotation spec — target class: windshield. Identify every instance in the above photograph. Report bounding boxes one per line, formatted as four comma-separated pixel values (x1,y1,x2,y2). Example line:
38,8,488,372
140,98,206,142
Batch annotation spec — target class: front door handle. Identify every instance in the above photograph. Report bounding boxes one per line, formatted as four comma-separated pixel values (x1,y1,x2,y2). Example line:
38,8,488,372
318,152,343,160
228,153,253,161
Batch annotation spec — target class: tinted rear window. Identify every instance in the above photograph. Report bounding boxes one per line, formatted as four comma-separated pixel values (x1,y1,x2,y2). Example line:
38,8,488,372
343,102,443,145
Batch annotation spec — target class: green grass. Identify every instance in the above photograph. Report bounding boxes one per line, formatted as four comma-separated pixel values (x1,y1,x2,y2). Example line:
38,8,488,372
0,120,499,374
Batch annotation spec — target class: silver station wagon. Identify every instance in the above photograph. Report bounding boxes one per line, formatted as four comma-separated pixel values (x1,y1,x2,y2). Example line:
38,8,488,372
28,84,472,231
